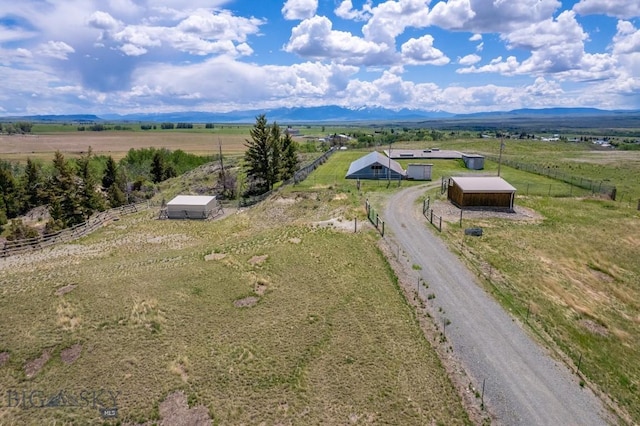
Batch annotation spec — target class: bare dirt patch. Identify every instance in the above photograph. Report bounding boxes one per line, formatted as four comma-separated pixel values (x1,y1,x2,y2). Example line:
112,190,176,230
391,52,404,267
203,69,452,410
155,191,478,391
588,267,614,283
579,319,609,337
289,237,302,244
55,284,77,296
274,196,298,205
248,254,268,266
432,199,543,224
234,296,260,308
157,391,212,426
0,352,9,367
311,217,362,232
61,344,82,365
204,252,227,261
25,349,51,378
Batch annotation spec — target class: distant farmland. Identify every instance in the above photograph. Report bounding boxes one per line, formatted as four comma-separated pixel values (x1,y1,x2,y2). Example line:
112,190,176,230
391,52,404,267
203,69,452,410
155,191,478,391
0,130,250,162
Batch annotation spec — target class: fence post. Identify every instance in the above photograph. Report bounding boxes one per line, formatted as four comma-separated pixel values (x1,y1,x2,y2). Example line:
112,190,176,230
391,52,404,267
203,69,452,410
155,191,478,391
381,221,384,237
430,209,434,224
439,216,442,232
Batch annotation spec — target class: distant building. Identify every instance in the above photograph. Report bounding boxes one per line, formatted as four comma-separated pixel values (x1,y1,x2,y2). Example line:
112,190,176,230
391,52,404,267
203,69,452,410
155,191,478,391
447,176,516,211
462,154,485,170
346,151,406,180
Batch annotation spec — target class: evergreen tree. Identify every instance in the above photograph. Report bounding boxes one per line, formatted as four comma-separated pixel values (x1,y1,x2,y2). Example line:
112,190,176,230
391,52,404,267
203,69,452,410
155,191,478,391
244,115,285,194
269,122,282,186
280,132,299,181
102,156,118,189
48,151,83,227
244,115,272,194
150,151,165,183
0,167,21,219
22,158,43,211
76,148,105,216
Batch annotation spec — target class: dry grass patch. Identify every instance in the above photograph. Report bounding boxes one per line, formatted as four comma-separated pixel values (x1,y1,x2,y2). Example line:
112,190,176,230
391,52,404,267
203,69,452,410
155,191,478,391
0,198,468,424
57,300,82,331
444,195,640,422
169,356,190,383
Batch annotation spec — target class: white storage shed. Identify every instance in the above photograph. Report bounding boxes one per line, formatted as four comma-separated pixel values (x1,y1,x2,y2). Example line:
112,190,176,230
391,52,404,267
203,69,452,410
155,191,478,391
407,163,433,180
166,195,219,219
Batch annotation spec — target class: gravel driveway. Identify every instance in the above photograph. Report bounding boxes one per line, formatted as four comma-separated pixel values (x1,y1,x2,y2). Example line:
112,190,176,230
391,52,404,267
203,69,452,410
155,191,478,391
384,184,610,425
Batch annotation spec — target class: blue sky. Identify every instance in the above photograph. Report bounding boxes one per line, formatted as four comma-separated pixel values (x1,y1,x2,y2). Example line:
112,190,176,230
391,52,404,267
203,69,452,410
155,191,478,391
0,0,638,115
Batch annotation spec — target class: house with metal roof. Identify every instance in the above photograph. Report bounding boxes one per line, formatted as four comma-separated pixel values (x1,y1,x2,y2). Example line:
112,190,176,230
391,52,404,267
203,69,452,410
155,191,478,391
447,176,516,211
345,151,406,180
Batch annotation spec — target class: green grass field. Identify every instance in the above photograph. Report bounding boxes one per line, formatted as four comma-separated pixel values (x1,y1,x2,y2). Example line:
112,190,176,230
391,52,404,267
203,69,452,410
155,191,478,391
0,194,469,424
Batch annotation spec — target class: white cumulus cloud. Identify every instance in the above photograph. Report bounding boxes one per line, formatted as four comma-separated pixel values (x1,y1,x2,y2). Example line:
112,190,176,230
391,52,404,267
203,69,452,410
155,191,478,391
282,0,318,20
573,0,640,19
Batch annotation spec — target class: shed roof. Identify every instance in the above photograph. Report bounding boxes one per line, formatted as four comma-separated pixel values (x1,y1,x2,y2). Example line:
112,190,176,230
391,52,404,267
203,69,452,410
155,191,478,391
167,195,216,206
450,177,516,193
346,151,405,177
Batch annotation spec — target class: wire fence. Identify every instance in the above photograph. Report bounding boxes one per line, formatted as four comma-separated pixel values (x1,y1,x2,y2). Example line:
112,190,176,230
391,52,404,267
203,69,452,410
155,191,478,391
365,199,385,236
422,196,442,232
238,147,337,207
0,202,149,258
485,156,617,199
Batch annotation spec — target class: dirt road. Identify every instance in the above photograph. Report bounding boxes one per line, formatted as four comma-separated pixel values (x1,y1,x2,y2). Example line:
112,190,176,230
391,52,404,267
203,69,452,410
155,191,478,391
384,185,609,425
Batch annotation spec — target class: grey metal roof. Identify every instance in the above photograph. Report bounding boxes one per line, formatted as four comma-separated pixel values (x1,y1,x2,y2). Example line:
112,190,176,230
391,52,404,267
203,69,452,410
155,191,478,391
346,151,405,176
385,149,463,159
450,176,516,193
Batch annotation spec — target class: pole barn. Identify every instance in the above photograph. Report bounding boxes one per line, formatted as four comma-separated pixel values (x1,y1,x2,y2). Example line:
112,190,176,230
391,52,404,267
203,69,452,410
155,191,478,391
166,195,219,219
447,177,516,211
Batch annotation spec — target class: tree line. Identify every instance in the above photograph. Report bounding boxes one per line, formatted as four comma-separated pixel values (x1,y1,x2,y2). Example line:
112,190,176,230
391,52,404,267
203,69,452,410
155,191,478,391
0,148,213,239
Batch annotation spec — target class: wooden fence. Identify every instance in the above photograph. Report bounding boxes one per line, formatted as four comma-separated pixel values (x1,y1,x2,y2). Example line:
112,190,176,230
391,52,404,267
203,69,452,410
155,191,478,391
0,202,149,258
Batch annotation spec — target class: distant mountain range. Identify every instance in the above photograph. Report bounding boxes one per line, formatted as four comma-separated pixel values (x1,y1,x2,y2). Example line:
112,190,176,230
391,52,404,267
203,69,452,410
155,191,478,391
3,106,639,124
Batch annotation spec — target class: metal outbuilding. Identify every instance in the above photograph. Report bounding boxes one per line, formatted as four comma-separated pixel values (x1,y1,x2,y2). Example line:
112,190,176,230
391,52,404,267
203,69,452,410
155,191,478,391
166,195,220,219
407,163,433,180
447,176,516,210
346,151,406,180
462,154,485,170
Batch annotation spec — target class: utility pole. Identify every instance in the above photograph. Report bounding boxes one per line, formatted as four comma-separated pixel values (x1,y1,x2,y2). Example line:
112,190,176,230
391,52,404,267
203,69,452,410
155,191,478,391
388,139,392,187
497,132,505,177
219,137,226,194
